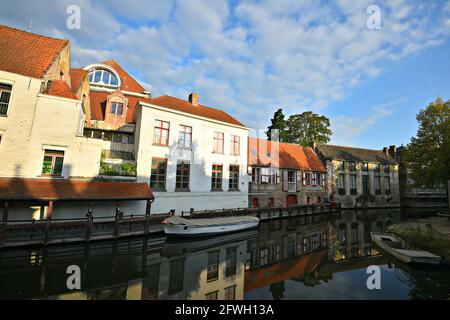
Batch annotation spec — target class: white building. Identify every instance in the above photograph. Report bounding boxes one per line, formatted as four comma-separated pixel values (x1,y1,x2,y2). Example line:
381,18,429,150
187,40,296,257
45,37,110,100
134,93,250,214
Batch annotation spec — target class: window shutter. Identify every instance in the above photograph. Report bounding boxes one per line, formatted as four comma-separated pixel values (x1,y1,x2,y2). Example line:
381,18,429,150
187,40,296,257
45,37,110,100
296,171,302,191
302,172,306,186
282,170,288,191
322,174,326,186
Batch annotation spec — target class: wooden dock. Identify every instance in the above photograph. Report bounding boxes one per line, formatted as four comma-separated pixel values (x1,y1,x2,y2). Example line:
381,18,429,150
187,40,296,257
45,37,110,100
0,204,338,248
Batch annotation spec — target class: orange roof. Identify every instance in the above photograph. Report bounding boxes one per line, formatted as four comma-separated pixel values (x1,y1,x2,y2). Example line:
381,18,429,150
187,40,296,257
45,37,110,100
102,60,146,93
43,80,78,100
90,91,144,123
244,249,328,292
0,25,68,79
146,95,246,127
70,68,87,94
0,178,154,201
248,137,327,172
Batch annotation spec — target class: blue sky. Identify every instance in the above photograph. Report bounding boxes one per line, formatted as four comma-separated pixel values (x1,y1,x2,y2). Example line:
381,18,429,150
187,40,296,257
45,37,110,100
1,0,449,149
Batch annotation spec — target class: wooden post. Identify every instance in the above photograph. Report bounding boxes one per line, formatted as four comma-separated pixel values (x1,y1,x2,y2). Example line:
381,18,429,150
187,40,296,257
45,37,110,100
46,201,54,220
190,208,194,217
114,201,120,238
44,220,50,246
145,199,152,235
2,201,9,223
86,204,93,241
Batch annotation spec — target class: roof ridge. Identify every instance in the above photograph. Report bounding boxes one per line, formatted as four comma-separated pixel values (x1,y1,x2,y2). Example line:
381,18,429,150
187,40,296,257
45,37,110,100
0,24,69,43
318,143,385,152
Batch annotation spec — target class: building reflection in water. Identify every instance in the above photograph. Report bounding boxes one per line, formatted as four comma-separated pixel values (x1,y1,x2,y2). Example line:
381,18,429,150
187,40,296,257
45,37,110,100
0,209,409,300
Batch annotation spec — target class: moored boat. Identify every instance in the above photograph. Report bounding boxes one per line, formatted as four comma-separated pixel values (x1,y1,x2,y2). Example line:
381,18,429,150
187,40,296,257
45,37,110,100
371,233,442,265
161,215,260,237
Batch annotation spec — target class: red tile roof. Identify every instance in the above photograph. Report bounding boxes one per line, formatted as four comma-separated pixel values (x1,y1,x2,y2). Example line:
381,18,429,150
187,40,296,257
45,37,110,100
244,249,328,292
70,68,87,94
0,178,154,201
146,95,246,127
248,137,327,172
90,91,143,123
0,25,68,79
43,80,79,100
102,60,146,93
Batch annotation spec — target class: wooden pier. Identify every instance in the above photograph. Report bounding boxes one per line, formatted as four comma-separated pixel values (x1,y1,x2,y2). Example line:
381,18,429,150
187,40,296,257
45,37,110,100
0,204,338,248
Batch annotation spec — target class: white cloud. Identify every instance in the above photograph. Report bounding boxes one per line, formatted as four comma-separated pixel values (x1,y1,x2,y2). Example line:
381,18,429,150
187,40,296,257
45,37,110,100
0,0,449,132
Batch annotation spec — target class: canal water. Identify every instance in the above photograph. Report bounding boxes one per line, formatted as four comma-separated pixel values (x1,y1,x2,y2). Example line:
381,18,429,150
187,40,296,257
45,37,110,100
0,209,449,300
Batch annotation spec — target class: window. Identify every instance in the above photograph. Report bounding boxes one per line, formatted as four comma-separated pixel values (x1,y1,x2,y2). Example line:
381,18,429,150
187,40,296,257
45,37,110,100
303,237,310,252
361,162,369,172
348,162,356,172
211,165,223,191
150,158,167,191
168,258,185,295
350,174,357,195
225,247,237,277
207,251,219,282
351,223,358,244
143,264,160,300
374,176,381,194
111,102,123,115
312,173,317,186
338,174,346,195
287,171,296,191
317,173,322,186
112,133,134,144
339,223,347,245
175,162,190,191
337,161,345,171
42,150,64,176
304,172,311,186
384,165,390,174
205,291,218,300
230,135,240,155
213,132,224,153
385,177,391,195
178,125,192,149
374,163,381,173
88,68,118,86
0,83,12,116
224,286,236,300
255,167,278,184
362,175,370,194
153,120,170,146
229,165,240,191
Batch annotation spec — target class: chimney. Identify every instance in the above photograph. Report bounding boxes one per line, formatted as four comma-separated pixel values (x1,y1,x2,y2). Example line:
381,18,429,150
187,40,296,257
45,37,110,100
189,93,199,106
388,145,396,158
383,147,388,155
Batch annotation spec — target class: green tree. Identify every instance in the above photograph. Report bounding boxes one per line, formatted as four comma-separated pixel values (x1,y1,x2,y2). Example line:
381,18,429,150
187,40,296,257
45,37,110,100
269,281,285,300
285,111,332,146
266,109,288,141
404,97,450,188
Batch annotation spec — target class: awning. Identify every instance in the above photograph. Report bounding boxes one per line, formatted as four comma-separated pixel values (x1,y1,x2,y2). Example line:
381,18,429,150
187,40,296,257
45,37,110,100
0,178,154,201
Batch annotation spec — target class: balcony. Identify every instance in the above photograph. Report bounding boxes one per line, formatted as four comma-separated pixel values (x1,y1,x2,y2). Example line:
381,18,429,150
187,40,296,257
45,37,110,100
249,182,279,193
99,150,136,179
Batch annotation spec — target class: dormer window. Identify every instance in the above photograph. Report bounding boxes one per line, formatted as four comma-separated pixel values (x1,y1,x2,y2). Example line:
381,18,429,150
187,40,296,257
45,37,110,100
88,68,118,86
111,102,123,115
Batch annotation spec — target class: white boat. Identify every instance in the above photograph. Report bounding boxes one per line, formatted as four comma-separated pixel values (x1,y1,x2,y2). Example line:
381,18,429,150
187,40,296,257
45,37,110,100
161,215,260,237
371,233,442,265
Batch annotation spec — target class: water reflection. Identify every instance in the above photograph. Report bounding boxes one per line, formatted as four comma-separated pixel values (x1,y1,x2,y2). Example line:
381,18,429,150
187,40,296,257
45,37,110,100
0,209,449,300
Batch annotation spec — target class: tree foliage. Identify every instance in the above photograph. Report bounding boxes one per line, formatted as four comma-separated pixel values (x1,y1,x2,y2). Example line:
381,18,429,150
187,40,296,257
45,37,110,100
266,109,288,141
267,109,332,146
404,97,450,188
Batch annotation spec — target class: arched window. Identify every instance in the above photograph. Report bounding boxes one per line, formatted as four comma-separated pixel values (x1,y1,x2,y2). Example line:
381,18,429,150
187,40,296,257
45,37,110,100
88,68,119,86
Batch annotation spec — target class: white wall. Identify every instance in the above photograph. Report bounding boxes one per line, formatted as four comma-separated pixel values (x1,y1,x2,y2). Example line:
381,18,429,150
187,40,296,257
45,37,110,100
135,104,249,214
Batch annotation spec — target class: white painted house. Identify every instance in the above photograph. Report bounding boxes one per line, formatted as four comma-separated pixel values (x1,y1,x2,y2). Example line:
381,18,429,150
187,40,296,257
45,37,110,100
134,94,250,214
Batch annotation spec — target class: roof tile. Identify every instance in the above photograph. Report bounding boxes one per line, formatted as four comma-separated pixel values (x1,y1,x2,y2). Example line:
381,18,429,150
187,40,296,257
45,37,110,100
43,80,78,100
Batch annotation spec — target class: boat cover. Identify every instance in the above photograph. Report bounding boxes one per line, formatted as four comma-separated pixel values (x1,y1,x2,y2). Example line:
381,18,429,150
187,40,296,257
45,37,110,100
165,215,259,226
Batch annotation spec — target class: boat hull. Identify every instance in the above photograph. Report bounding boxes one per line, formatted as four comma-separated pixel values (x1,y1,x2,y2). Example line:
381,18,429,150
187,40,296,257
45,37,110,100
163,219,260,237
371,233,441,265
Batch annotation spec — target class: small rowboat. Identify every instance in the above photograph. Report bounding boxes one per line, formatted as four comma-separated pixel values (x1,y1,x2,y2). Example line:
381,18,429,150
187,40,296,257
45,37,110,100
371,233,442,265
161,215,260,237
